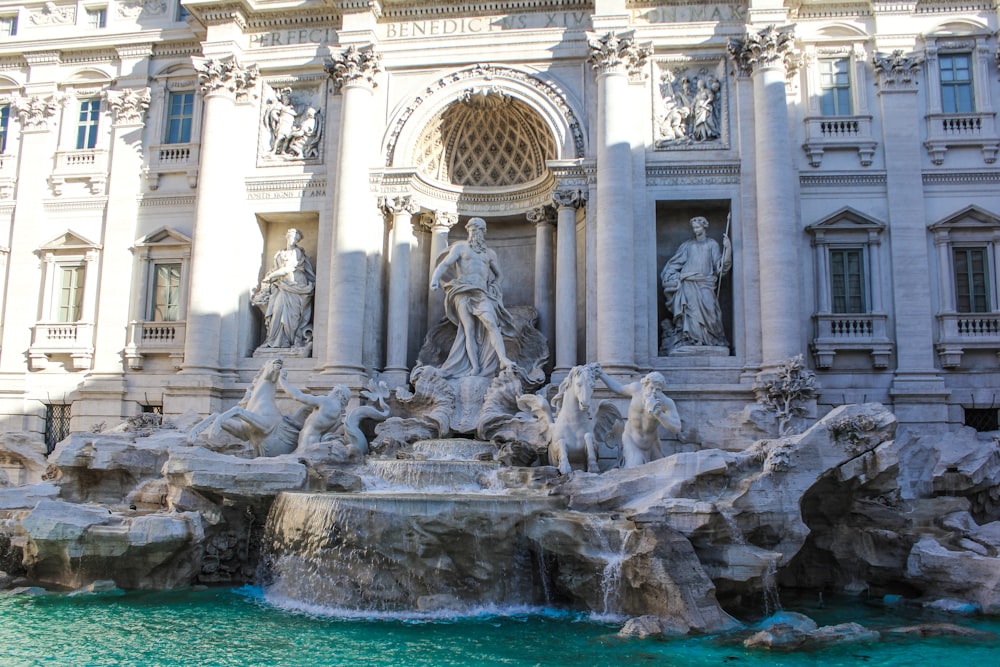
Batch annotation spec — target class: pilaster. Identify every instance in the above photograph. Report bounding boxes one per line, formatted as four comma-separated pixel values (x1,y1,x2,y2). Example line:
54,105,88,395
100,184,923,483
872,50,950,422
587,30,650,374
0,93,60,378
180,54,257,390
728,25,802,370
321,43,382,383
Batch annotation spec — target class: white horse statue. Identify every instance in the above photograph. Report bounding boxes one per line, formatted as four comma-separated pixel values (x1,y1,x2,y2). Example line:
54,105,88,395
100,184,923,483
535,363,621,475
188,358,301,457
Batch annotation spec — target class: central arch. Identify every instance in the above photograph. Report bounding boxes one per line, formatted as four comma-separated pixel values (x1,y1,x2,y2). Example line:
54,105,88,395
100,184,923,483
382,64,586,216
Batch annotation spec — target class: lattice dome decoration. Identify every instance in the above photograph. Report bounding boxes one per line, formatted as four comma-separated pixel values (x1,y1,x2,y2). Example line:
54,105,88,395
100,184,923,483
413,89,557,187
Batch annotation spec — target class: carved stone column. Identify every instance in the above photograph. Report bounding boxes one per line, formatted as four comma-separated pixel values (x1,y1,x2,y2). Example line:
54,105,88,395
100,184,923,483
552,189,585,372
0,92,60,375
181,56,258,378
528,206,555,353
425,209,458,329
322,44,382,380
381,194,419,386
587,31,650,373
728,25,801,369
873,50,949,422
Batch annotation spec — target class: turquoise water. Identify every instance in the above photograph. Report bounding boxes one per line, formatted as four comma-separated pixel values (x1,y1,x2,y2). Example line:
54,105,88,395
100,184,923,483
1,587,998,666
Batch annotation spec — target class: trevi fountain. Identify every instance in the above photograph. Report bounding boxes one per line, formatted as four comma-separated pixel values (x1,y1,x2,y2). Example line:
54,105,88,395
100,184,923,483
1,219,998,664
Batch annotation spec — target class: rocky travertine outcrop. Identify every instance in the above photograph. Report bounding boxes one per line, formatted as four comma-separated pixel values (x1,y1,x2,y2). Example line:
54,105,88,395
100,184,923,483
1,401,999,631
20,500,203,589
552,404,897,599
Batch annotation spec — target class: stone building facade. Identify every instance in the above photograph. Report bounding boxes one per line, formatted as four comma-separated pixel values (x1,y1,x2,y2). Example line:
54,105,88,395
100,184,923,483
0,0,998,443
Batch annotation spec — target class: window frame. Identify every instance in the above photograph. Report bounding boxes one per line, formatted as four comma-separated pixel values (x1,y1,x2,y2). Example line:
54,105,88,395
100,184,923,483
930,205,1000,368
150,261,183,321
828,245,868,314
817,57,852,117
75,98,101,150
165,91,195,144
125,227,192,370
921,31,998,165
84,6,107,29
0,104,9,154
805,208,891,369
0,14,17,38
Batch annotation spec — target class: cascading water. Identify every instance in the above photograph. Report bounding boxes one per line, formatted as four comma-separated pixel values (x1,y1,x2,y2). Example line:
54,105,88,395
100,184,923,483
261,439,568,614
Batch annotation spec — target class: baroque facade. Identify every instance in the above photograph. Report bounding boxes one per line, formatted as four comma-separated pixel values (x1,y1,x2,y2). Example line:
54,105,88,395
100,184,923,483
0,0,998,443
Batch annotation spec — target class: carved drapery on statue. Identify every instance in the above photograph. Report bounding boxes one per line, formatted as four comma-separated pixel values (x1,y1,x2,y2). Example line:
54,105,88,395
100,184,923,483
253,228,315,355
660,216,732,355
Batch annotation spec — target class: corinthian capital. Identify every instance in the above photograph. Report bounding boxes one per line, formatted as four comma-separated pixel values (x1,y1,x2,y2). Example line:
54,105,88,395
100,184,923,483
105,88,151,126
379,195,419,217
421,210,458,232
552,189,587,209
727,25,796,76
11,95,61,131
587,31,652,77
326,44,382,91
872,50,923,90
194,56,258,102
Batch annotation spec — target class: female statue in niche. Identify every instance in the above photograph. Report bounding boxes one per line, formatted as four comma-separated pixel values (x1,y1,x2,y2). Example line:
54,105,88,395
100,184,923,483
660,216,731,353
255,228,315,352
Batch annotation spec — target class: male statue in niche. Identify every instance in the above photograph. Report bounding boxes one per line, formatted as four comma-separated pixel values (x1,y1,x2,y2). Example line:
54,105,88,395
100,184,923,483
254,228,315,352
660,215,732,354
430,217,517,378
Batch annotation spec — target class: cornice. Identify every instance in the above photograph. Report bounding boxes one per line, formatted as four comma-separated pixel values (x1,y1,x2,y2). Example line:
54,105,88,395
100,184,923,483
377,0,590,20
799,172,887,188
152,42,204,58
43,198,109,213
139,195,197,207
922,170,1000,186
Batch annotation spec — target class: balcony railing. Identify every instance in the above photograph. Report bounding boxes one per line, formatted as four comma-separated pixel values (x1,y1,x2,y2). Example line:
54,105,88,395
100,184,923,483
925,112,999,165
803,115,876,167
811,313,892,369
50,149,109,195
28,322,95,371
54,148,109,174
125,320,186,370
936,312,1000,368
144,143,199,190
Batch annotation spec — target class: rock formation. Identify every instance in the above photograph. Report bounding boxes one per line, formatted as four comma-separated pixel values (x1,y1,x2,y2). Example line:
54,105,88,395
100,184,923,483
0,399,997,635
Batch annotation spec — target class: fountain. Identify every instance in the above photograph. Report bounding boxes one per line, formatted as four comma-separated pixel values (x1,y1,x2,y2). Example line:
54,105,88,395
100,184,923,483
1,219,999,646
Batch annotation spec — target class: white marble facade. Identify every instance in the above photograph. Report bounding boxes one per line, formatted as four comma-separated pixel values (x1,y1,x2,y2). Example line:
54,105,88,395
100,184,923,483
0,0,999,439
